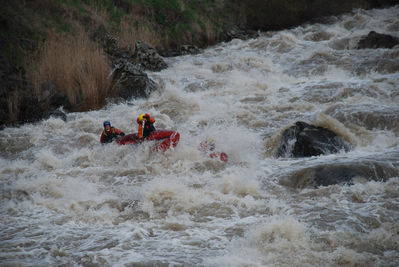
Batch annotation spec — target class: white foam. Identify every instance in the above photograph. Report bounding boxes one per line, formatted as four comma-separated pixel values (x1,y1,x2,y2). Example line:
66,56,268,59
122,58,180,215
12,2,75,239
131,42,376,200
1,5,399,266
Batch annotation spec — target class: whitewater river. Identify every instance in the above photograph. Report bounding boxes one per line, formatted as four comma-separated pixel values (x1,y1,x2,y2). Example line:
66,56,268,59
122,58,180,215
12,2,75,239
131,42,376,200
1,5,399,267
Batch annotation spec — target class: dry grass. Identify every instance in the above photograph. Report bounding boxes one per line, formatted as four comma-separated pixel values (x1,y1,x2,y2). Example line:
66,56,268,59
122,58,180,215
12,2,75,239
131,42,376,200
84,2,110,30
118,16,163,53
203,19,217,46
25,3,219,115
30,28,112,111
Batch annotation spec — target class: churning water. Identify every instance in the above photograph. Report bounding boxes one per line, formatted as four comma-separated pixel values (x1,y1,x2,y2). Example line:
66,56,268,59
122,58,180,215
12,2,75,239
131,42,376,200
1,5,399,267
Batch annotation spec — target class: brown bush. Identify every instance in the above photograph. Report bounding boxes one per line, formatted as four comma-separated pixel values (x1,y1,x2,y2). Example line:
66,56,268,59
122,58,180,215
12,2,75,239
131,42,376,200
30,28,112,111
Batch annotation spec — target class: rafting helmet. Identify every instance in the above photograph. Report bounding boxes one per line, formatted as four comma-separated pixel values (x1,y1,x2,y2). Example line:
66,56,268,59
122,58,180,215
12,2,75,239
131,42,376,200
103,121,111,128
138,113,150,123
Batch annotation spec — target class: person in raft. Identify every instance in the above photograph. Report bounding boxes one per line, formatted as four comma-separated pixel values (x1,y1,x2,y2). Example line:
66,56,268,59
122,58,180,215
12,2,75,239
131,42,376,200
137,113,156,139
199,138,216,152
100,121,125,144
199,137,228,162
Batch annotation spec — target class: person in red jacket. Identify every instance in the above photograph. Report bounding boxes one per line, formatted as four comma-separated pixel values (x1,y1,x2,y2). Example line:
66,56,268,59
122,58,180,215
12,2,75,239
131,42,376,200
199,138,228,162
137,113,156,139
100,121,125,144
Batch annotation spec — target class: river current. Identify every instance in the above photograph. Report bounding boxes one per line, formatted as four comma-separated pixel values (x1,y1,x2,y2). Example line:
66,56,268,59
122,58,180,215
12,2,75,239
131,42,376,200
1,5,399,267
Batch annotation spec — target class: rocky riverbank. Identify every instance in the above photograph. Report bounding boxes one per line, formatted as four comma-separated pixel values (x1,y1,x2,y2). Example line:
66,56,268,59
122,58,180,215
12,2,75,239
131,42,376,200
1,1,397,128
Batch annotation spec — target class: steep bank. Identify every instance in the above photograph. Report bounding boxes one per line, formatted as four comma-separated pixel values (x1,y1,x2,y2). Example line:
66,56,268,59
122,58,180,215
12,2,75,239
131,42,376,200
0,0,397,127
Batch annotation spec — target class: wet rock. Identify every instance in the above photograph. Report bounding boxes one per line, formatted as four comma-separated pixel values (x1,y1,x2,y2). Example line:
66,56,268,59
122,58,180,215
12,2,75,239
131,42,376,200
39,82,71,111
48,92,71,111
98,34,135,67
280,161,398,189
103,35,120,55
157,47,181,58
43,109,67,121
357,31,399,49
110,60,157,100
133,41,167,71
276,121,350,158
225,27,259,41
157,44,201,57
180,45,201,55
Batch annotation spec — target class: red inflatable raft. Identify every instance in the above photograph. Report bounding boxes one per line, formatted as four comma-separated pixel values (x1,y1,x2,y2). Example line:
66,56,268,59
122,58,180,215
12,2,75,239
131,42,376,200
116,130,180,151
209,152,228,163
199,139,228,163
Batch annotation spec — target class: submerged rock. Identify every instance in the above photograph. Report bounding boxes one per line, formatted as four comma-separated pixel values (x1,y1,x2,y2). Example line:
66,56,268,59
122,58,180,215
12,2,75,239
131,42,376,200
276,121,350,158
357,31,399,49
325,104,399,133
280,161,398,189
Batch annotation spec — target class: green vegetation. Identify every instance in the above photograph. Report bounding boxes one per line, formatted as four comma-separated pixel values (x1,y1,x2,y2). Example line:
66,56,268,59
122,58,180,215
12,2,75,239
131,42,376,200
0,0,234,66
0,0,235,117
2,0,397,66
1,0,396,123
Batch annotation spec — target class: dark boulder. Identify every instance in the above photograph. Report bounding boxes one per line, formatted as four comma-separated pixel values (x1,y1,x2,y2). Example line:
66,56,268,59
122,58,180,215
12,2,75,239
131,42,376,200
97,34,135,67
225,27,259,42
280,160,398,189
276,121,350,158
158,44,201,57
179,45,201,55
357,31,399,49
39,82,71,111
110,60,157,100
102,35,121,56
47,92,71,111
98,37,160,100
43,109,67,121
19,95,45,123
133,41,167,71
96,35,167,71
157,48,181,58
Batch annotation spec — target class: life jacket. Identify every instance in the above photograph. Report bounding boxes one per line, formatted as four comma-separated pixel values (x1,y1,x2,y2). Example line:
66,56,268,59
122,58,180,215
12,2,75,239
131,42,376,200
138,116,156,139
143,121,156,138
102,127,118,143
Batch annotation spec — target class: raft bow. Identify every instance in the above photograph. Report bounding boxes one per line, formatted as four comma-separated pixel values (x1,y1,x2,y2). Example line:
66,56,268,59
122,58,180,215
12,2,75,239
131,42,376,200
116,130,180,151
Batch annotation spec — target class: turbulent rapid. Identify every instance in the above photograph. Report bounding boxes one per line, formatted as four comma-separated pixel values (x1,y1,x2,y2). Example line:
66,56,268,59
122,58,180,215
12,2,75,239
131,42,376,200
1,6,399,267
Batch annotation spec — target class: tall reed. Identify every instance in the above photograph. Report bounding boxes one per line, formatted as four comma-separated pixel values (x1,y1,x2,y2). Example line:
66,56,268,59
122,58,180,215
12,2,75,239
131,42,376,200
31,28,112,111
